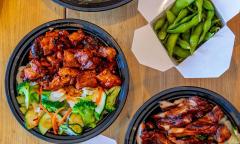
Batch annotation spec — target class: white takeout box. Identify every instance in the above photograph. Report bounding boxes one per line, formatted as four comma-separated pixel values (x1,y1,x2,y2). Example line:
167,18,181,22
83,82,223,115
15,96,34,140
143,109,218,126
132,0,240,78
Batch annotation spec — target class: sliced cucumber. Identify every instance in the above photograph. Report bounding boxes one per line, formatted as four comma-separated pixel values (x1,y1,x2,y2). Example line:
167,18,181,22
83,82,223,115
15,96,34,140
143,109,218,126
38,113,61,135
95,91,107,117
68,113,84,127
25,108,38,129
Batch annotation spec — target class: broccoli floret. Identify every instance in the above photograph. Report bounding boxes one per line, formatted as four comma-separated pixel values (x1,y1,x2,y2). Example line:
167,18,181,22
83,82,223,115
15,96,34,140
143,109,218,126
72,100,97,128
105,86,121,112
17,82,39,109
41,91,66,112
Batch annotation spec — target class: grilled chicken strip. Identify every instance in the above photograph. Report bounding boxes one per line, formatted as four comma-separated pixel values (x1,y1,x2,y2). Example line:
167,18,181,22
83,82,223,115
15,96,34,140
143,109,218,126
168,106,224,137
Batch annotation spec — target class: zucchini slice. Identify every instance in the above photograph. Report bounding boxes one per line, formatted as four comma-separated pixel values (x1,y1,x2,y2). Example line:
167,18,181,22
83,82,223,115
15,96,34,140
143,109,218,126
25,108,38,129
20,107,27,114
68,113,84,127
69,124,83,134
59,124,79,136
38,113,61,135
16,95,25,105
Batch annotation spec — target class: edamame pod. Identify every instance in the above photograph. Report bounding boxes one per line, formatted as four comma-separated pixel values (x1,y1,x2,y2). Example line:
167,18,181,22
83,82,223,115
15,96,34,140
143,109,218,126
203,0,214,11
171,0,196,15
204,32,214,42
166,10,176,24
158,22,169,40
182,29,191,41
168,12,197,30
177,38,191,49
167,34,180,56
154,17,166,31
190,22,203,53
173,8,189,25
174,46,191,58
168,14,200,33
195,0,203,21
199,11,214,44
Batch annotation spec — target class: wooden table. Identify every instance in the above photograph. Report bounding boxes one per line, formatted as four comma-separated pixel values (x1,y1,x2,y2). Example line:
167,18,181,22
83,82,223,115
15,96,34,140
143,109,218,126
0,0,239,143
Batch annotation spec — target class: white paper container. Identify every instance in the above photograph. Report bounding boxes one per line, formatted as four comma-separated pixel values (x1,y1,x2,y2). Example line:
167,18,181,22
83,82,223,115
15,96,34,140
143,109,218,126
132,0,240,78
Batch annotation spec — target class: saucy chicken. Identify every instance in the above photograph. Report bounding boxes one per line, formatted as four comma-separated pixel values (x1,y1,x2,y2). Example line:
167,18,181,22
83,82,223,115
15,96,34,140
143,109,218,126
137,96,238,144
21,29,122,91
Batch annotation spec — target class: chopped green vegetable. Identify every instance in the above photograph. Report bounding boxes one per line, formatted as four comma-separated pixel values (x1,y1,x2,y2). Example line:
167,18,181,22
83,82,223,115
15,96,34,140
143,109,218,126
72,100,97,128
59,124,79,136
41,91,66,112
105,86,121,112
17,82,39,109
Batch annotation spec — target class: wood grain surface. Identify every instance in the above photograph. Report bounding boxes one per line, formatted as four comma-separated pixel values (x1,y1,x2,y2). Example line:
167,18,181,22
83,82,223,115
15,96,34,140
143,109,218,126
0,0,240,143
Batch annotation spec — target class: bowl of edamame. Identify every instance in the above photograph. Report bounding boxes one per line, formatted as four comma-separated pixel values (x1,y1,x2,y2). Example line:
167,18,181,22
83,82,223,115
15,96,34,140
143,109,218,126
153,0,222,63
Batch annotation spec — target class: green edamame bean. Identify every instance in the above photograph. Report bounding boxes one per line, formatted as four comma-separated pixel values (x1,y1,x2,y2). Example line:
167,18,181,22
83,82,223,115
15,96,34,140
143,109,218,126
154,17,166,31
173,8,189,25
174,46,191,58
196,0,203,21
210,26,221,33
168,14,200,33
158,22,169,40
171,0,196,15
168,12,197,30
166,10,176,24
182,30,191,41
177,38,191,49
166,34,180,57
203,0,214,11
212,19,222,27
190,22,203,53
204,32,214,42
199,11,214,44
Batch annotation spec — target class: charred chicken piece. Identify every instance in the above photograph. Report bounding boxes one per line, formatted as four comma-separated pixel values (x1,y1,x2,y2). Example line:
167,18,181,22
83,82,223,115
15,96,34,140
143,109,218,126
168,106,224,137
29,37,43,59
74,48,100,70
63,49,80,68
153,97,212,119
68,29,85,46
75,70,98,89
47,75,72,90
138,130,174,144
214,124,231,143
96,69,121,89
58,67,80,77
98,46,117,62
40,30,71,56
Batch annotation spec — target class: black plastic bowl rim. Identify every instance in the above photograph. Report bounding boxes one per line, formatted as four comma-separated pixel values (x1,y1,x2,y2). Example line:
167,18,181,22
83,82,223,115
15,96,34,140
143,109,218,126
5,19,129,143
52,0,132,12
125,86,240,144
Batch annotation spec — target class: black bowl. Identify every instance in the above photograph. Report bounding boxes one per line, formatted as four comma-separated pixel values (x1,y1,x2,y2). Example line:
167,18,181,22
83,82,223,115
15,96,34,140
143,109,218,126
5,19,129,143
52,0,132,12
125,86,240,144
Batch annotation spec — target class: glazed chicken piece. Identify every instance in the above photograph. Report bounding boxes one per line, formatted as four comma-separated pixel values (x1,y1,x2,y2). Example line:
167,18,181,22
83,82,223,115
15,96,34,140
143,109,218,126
68,29,85,46
74,48,100,70
23,59,49,80
98,46,117,62
153,97,211,119
63,49,80,67
156,114,193,130
75,70,98,89
58,67,80,77
168,106,224,137
29,37,43,59
138,131,174,144
47,75,72,90
96,69,121,89
40,30,71,56
168,136,217,144
214,124,231,142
